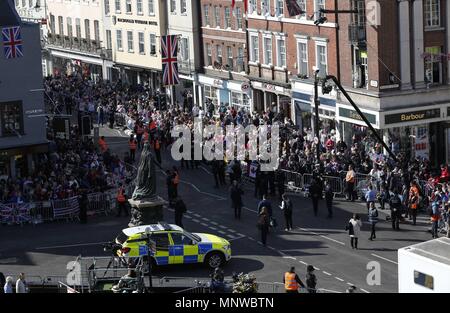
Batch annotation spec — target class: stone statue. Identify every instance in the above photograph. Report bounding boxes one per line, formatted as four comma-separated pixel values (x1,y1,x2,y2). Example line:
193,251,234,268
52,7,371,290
132,142,156,200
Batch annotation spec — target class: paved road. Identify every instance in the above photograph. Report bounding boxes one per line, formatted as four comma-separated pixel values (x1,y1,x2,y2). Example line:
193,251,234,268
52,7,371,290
0,125,436,293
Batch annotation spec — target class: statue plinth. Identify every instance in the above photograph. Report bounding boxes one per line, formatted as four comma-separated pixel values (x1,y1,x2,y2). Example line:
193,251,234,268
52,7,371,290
128,196,167,227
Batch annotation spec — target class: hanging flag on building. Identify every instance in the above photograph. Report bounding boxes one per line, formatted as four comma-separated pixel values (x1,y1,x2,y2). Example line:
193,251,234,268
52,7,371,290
161,34,180,86
286,0,303,17
232,0,236,10
2,26,23,59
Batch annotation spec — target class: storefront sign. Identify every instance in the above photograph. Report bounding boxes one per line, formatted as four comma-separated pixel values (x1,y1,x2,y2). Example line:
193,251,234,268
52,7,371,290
339,107,376,125
25,109,44,115
117,18,157,26
241,82,250,93
384,108,440,125
213,79,223,87
263,83,275,91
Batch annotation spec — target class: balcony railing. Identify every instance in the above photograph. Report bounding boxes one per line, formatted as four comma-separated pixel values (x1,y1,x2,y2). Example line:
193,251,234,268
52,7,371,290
46,34,110,58
348,24,366,44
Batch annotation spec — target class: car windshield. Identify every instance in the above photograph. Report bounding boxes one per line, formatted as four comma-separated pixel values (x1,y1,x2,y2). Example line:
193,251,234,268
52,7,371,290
184,230,201,242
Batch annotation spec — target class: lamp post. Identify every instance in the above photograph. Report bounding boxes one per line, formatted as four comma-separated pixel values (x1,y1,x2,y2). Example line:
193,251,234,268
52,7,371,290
313,67,320,163
145,227,153,290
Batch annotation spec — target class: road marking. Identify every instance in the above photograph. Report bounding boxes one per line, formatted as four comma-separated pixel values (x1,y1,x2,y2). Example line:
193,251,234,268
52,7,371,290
217,230,226,235
180,180,227,200
236,233,245,237
228,235,246,242
184,215,192,219
200,223,208,227
209,226,217,230
36,242,108,250
322,271,332,276
210,222,218,225
360,288,370,293
297,227,346,246
0,257,18,264
200,166,212,175
314,267,321,271
247,237,256,241
192,213,201,217
346,282,354,286
371,253,398,265
267,246,277,251
334,277,344,282
218,225,228,229
243,206,258,213
168,208,174,212
298,260,307,265
201,217,210,221
192,218,200,223
282,256,296,260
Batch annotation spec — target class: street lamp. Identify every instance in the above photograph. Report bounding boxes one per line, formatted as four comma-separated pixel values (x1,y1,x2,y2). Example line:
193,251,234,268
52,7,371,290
145,227,153,290
313,66,320,163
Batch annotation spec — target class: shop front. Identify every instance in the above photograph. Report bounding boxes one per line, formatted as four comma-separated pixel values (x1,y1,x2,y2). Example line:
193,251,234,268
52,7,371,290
0,143,48,180
336,103,380,145
49,51,105,81
251,81,291,115
197,74,252,115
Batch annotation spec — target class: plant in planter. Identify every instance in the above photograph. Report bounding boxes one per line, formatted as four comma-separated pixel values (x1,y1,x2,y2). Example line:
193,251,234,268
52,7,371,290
232,273,258,293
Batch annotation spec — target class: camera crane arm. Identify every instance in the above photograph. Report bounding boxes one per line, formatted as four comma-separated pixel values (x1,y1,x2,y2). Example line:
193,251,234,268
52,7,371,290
323,75,398,163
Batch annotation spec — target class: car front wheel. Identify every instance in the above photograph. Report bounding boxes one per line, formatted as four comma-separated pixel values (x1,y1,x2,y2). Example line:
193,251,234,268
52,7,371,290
205,252,225,269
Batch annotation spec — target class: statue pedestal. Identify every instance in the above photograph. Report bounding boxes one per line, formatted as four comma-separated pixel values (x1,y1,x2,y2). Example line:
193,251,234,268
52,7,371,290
128,196,167,227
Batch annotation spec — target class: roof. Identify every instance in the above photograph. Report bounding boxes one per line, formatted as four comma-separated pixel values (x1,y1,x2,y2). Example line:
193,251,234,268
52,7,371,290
400,238,450,266
0,0,21,27
122,223,183,236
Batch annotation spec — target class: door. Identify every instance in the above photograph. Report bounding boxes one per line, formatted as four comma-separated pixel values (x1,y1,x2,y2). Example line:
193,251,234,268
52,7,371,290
169,232,198,264
151,233,170,265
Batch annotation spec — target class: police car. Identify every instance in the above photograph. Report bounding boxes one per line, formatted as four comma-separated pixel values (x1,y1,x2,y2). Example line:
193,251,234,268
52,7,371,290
115,222,232,269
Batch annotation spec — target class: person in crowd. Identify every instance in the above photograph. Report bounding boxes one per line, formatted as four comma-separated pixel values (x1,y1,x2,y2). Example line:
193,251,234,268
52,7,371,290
324,180,334,218
365,184,377,213
4,276,13,294
347,214,362,249
280,193,293,231
128,134,137,163
15,273,28,294
230,180,244,220
166,170,175,205
409,181,420,226
172,166,180,198
305,265,317,294
257,194,272,217
389,189,402,230
116,183,128,217
153,137,162,165
368,202,379,241
174,196,187,228
430,200,441,239
257,207,270,246
345,165,356,202
309,178,322,217
283,266,305,293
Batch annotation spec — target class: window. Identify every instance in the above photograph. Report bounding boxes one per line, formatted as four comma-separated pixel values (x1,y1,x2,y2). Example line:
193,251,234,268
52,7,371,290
75,18,81,38
84,19,90,40
250,34,259,62
277,38,286,67
206,43,212,66
1,101,24,137
296,0,306,18
237,47,244,72
214,6,220,28
126,0,131,13
150,33,156,55
127,31,134,52
204,85,218,106
116,30,123,50
180,0,186,14
180,37,189,61
151,233,169,251
236,7,242,29
231,92,242,107
316,43,328,77
225,7,231,28
414,271,434,290
138,32,145,54
106,30,112,49
66,17,73,37
261,0,269,15
264,36,272,64
148,0,154,15
58,16,64,36
204,5,210,26
297,40,308,76
21,0,25,7
276,0,284,16
424,46,442,84
351,0,366,26
424,0,440,27
50,15,55,34
137,0,143,14
217,45,223,65
94,20,100,42
170,233,194,245
115,0,121,12
170,0,176,13
315,0,325,20
249,0,256,14
227,46,233,69
104,0,110,15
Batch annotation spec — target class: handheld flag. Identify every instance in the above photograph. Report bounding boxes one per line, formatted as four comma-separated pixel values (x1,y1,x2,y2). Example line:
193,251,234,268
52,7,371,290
2,26,23,59
161,35,180,86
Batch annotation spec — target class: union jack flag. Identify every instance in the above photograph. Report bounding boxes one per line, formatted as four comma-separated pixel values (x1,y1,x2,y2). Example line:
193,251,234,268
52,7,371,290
161,35,180,86
2,26,23,59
